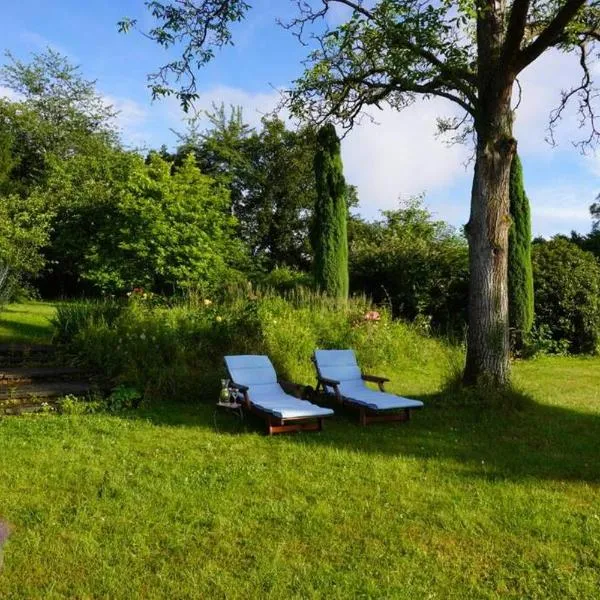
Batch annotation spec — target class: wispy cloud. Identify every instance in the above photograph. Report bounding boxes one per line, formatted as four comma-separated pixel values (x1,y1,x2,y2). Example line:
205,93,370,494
19,30,75,60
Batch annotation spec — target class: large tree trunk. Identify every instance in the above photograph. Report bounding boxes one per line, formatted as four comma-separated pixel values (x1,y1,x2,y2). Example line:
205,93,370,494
464,96,516,386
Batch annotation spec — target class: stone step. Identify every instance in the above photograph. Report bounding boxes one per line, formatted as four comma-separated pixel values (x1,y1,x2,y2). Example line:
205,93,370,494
0,344,57,367
0,366,88,384
0,343,55,354
0,381,94,404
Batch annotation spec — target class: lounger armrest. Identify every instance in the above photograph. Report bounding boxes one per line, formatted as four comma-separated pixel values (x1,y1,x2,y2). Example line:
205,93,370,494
318,376,341,387
361,374,390,384
229,381,249,393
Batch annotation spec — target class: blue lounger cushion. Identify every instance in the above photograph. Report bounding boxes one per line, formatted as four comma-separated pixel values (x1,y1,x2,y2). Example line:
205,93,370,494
224,355,334,420
313,349,424,411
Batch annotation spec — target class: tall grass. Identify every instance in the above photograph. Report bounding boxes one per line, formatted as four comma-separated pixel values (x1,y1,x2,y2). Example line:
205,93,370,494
53,290,461,402
52,300,123,344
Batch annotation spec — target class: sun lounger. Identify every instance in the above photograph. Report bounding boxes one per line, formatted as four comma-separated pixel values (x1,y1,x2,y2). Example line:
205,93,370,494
312,349,423,426
224,354,334,435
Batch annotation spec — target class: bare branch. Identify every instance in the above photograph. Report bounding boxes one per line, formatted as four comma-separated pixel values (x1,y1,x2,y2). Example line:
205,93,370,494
546,42,600,149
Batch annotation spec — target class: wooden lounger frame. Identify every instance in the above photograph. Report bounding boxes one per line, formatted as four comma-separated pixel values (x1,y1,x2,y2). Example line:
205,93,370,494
229,380,327,436
313,363,415,426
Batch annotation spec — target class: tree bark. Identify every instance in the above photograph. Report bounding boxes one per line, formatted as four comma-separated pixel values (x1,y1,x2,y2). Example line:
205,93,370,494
464,95,516,386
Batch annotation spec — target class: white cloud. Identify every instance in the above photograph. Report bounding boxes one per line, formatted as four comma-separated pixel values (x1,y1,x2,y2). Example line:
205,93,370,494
340,98,471,219
0,86,22,102
584,149,600,177
109,86,283,150
189,85,283,130
103,94,150,147
528,182,595,236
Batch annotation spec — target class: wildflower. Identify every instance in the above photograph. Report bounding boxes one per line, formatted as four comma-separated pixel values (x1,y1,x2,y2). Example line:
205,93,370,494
215,316,223,322
140,333,146,340
204,299,213,306
364,311,381,322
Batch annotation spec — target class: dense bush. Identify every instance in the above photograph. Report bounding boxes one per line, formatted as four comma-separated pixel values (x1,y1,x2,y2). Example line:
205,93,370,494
41,151,246,296
531,238,600,354
349,199,469,334
55,292,460,402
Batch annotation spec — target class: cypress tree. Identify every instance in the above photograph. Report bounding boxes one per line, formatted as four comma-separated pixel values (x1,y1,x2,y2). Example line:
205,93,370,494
508,153,534,349
312,124,349,299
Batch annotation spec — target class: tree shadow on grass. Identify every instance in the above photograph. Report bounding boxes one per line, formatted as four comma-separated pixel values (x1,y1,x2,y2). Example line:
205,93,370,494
0,319,52,342
130,389,600,484
0,307,53,343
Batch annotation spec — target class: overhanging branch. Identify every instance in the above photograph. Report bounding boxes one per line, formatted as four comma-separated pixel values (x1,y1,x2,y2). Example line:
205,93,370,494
516,0,588,72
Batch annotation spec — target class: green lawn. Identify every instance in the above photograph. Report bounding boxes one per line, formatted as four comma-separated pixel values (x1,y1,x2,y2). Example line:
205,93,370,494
0,302,57,344
0,355,599,598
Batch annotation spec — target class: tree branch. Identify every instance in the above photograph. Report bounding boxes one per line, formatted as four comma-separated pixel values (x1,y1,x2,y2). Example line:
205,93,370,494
329,0,375,20
501,0,531,69
515,0,587,72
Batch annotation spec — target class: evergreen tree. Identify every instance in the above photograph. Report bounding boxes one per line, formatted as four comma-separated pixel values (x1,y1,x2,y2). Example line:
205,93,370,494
312,124,348,299
508,153,534,349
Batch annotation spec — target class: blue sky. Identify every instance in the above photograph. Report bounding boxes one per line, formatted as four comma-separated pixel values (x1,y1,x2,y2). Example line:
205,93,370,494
1,0,598,236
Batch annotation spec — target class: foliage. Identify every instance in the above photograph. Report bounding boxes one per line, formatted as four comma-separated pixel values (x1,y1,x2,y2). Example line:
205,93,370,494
40,150,245,295
312,124,349,299
253,266,313,294
0,50,118,192
1,355,600,596
350,198,469,333
106,385,143,412
0,50,120,297
55,291,458,402
531,237,600,354
571,201,600,259
508,153,534,350
592,199,600,231
572,229,600,260
0,193,49,303
175,106,321,271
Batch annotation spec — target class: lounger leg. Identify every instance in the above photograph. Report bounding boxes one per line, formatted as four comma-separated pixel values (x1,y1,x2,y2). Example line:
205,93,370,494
359,407,367,427
318,417,324,431
404,408,410,421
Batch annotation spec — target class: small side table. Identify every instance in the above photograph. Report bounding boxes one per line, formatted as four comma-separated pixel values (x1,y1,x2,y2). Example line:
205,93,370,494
214,400,244,422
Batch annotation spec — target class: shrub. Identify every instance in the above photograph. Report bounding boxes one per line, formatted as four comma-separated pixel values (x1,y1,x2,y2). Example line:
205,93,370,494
57,291,459,403
350,198,469,334
531,238,600,354
253,266,313,294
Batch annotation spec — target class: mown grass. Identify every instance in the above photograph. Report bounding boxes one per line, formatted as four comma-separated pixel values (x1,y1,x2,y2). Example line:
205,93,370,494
0,302,57,344
0,355,599,598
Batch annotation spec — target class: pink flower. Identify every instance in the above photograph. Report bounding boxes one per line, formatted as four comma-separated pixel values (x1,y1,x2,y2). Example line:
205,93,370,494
364,311,381,322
